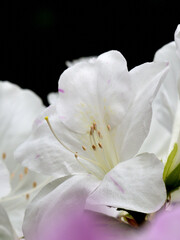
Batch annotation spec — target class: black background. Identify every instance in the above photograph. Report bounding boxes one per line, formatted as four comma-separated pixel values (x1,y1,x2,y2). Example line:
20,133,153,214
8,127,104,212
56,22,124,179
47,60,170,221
0,0,179,105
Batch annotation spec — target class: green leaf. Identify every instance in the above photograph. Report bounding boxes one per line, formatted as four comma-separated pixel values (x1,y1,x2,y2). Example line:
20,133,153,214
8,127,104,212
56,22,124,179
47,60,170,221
165,162,180,193
163,143,178,181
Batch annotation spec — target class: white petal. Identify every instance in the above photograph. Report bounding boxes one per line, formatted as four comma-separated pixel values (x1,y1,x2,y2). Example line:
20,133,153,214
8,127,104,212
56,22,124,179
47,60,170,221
57,50,132,132
86,153,166,213
139,118,171,161
0,204,18,240
23,174,99,240
47,92,59,105
65,56,96,67
141,42,180,160
0,160,11,198
154,42,179,133
0,81,44,172
116,62,169,161
175,24,180,59
0,81,49,236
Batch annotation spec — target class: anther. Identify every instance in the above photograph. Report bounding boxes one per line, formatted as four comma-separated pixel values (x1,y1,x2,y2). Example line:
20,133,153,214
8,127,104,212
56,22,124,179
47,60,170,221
92,145,96,151
93,123,97,131
2,153,6,160
107,124,111,131
33,182,37,188
26,193,30,200
98,143,103,149
24,167,28,174
75,152,78,158
19,174,23,180
90,126,94,135
82,146,86,151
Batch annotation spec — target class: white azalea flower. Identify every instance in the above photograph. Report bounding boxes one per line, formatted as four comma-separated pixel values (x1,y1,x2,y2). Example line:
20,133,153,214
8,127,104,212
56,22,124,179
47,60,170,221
140,24,180,201
16,51,168,214
0,81,50,237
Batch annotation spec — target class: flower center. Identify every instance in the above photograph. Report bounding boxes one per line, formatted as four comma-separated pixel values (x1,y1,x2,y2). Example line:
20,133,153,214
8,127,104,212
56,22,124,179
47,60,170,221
45,116,119,179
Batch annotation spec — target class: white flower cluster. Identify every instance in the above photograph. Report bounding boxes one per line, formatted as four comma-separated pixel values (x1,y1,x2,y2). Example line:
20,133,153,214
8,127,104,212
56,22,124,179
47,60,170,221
1,25,180,240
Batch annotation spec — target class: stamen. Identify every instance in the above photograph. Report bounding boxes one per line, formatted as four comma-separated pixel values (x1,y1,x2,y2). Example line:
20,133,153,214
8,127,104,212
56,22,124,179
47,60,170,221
33,182,37,188
45,116,75,155
26,193,30,200
107,124,111,131
2,153,6,160
98,143,103,149
24,167,28,174
82,146,86,151
92,145,96,151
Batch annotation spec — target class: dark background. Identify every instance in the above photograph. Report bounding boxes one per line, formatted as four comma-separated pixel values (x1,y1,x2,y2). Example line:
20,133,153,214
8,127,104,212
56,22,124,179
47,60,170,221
0,0,179,105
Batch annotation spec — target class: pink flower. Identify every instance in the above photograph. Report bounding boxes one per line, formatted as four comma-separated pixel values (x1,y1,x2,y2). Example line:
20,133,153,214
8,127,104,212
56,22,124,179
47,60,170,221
137,205,180,240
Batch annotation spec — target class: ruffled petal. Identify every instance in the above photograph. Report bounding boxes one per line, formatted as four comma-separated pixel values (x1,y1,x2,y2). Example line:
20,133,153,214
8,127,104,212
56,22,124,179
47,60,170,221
116,62,169,161
175,24,180,59
154,42,179,135
0,81,44,172
22,174,99,240
57,50,132,132
141,42,180,160
86,153,166,213
65,56,96,67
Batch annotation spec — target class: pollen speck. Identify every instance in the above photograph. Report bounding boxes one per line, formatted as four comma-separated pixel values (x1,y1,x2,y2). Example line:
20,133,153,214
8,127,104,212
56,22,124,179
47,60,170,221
2,153,6,160
33,182,37,188
98,143,103,149
92,145,96,151
24,167,28,174
107,124,111,131
82,146,86,151
26,194,30,200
